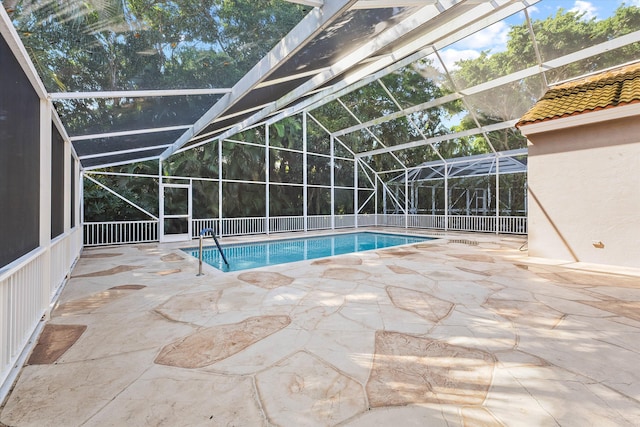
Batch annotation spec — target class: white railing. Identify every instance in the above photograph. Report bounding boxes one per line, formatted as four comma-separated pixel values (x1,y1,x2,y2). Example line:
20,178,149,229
84,221,158,246
221,217,265,236
71,225,83,261
307,215,332,230
408,214,446,229
447,215,496,233
270,216,305,234
375,214,526,234
50,236,69,298
498,215,528,234
50,227,83,298
192,218,220,238
1,226,84,399
445,215,527,234
84,215,527,246
381,214,406,227
334,215,356,228
0,249,47,395
356,214,377,226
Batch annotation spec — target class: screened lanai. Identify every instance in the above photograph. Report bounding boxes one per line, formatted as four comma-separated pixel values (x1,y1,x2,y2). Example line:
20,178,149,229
2,0,640,409
4,0,640,245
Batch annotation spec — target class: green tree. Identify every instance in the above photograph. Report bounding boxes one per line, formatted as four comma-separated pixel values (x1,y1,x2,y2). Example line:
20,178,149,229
451,4,640,138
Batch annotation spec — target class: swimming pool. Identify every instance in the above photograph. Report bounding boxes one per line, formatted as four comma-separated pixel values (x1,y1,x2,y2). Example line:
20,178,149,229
185,232,434,272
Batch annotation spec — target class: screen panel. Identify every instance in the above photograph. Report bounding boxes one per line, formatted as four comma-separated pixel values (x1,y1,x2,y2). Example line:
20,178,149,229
0,36,40,267
80,147,167,169
55,95,221,137
51,123,65,238
73,128,186,158
70,155,76,228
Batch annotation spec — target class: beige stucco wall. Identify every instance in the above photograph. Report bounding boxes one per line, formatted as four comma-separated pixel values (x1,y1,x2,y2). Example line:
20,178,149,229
525,113,640,269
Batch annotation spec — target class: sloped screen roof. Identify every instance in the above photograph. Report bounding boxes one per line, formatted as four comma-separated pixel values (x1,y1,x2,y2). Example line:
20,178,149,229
3,0,640,170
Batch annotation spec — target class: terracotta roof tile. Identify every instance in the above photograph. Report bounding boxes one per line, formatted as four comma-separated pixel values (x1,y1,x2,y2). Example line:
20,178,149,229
516,62,640,127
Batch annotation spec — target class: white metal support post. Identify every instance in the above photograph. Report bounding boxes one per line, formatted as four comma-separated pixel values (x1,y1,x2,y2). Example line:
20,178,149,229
80,169,84,227
330,135,335,230
158,159,163,240
73,157,80,231
374,172,378,226
218,140,223,236
382,181,387,217
303,112,308,232
40,99,52,309
354,159,358,229
265,125,270,235
432,186,436,215
495,155,500,234
404,169,409,229
444,163,449,232
63,134,71,235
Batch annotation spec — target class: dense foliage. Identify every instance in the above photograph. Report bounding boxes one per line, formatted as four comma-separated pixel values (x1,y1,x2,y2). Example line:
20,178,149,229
8,1,638,220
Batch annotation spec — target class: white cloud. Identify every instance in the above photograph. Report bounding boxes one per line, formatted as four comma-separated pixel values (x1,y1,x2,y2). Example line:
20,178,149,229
456,21,509,51
570,1,597,20
625,0,640,6
437,49,481,72
436,21,509,72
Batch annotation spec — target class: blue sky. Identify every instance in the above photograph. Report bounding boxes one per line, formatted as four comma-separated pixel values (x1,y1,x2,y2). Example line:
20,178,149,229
438,0,638,71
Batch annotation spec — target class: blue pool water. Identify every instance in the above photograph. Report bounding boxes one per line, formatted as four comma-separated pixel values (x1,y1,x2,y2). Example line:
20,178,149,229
185,232,434,272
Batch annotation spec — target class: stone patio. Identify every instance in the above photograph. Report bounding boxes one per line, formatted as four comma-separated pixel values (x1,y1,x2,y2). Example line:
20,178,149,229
1,229,640,426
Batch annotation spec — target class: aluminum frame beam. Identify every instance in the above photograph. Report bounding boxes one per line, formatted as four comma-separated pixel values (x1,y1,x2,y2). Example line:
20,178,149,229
50,89,231,100
82,154,164,171
160,0,360,161
210,3,452,144
265,0,530,132
352,0,439,9
69,125,192,142
80,24,640,157
78,144,172,161
333,28,640,141
84,174,159,220
357,120,519,158
264,47,435,126
284,0,324,7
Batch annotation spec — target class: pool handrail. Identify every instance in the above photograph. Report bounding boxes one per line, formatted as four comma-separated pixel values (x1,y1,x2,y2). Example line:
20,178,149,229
198,228,229,275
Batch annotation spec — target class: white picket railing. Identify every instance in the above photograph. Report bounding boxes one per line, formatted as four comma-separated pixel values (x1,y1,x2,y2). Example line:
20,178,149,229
269,216,305,233
50,236,68,296
356,214,377,227
307,215,332,231
407,214,446,229
334,215,356,228
498,215,528,234
49,228,81,298
447,215,496,233
1,228,82,398
0,249,47,394
379,214,406,227
375,214,526,234
192,218,220,238
84,221,158,246
221,217,265,236
85,214,527,246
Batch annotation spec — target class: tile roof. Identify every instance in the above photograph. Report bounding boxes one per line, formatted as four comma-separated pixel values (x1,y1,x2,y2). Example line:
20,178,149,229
516,61,640,127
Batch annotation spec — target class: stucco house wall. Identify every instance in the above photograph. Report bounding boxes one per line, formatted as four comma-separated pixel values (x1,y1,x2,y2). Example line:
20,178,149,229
522,106,640,268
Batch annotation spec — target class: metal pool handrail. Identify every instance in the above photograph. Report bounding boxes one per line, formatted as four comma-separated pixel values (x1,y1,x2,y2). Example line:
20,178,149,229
198,227,229,275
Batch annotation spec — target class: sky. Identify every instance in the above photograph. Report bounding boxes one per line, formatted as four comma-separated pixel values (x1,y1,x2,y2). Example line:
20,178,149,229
438,0,638,71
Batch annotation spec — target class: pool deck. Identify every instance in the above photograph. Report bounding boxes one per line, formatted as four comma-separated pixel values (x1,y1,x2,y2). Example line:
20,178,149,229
2,228,640,426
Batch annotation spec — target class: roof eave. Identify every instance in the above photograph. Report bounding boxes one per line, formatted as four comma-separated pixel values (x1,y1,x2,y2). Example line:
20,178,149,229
517,102,640,137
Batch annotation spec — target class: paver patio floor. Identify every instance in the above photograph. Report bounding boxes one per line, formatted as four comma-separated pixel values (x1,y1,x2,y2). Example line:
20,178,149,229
2,230,639,426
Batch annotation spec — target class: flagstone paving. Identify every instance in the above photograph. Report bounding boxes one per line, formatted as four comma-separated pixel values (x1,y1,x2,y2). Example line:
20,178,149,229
1,229,639,426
